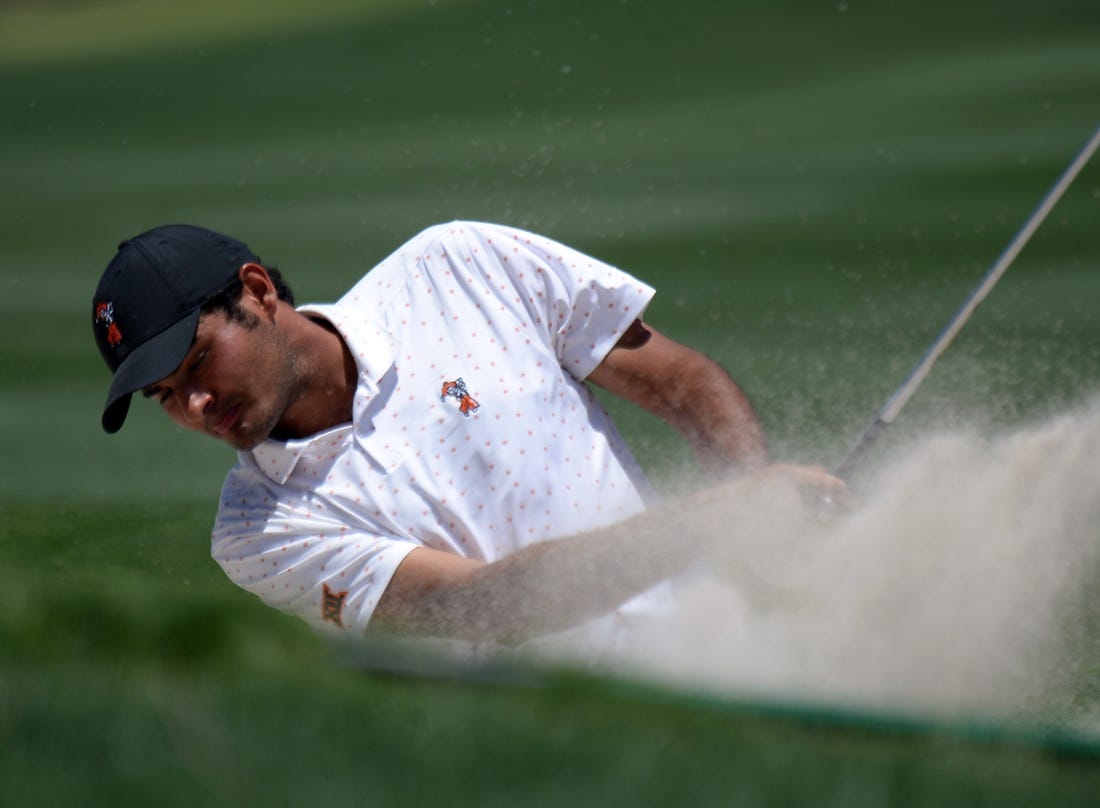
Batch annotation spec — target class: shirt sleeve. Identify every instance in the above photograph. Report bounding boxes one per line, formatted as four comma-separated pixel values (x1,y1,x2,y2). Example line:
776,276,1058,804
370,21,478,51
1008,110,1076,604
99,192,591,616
211,465,418,635
431,221,656,380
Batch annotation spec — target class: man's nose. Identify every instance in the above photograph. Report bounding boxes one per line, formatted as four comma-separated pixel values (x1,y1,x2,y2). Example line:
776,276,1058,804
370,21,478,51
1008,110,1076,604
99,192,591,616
180,386,212,424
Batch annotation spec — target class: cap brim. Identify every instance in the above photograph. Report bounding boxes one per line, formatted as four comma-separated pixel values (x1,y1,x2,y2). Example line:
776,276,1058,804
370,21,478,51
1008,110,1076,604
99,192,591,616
101,308,202,433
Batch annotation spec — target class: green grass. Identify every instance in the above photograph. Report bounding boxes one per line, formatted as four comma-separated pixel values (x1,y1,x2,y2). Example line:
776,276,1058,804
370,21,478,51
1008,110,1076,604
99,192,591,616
2,504,1099,805
2,0,1100,802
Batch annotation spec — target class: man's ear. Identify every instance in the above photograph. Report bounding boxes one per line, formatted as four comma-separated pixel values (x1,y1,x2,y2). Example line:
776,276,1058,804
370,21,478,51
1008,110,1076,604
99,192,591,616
238,262,278,315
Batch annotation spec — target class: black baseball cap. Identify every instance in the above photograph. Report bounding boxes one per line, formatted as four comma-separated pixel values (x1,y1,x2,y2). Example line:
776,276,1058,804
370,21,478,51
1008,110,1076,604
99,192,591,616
92,224,259,433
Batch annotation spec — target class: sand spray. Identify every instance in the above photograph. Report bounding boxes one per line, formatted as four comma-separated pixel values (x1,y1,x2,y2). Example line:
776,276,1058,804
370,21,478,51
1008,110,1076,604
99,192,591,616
536,396,1100,728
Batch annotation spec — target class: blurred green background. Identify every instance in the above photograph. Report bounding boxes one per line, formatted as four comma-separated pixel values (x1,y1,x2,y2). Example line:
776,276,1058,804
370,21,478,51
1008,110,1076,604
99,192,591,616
2,0,1099,804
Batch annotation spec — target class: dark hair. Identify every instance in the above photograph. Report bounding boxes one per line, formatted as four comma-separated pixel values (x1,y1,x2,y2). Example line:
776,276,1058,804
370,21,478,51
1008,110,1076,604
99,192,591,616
201,263,295,325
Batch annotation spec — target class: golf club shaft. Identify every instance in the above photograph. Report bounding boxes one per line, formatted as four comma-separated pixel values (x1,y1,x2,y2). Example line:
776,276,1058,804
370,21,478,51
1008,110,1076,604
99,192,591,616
834,123,1100,479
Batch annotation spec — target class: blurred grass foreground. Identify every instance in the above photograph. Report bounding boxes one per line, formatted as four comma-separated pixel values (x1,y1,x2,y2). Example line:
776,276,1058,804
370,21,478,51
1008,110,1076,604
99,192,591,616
2,0,1100,804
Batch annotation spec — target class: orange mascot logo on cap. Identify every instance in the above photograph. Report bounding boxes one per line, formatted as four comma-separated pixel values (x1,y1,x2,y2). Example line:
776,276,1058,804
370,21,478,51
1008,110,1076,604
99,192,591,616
95,301,123,347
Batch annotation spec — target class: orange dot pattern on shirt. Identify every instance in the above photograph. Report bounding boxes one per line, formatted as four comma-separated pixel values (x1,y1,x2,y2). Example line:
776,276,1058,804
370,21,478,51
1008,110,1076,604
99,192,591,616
210,222,656,634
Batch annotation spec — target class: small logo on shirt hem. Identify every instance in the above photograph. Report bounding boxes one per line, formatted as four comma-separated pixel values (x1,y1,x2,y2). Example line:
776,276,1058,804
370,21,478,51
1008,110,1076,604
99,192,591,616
322,583,348,629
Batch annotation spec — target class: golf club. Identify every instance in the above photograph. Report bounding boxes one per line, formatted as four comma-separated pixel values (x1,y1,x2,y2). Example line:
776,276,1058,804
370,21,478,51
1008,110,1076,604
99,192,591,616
833,123,1100,480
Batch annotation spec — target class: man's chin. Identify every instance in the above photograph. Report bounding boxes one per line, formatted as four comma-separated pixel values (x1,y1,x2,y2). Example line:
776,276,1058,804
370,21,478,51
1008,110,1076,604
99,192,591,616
228,428,275,452
228,435,266,452
218,420,273,452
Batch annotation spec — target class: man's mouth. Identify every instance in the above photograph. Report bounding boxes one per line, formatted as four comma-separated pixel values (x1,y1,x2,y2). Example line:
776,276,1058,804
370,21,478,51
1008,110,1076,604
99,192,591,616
213,404,240,435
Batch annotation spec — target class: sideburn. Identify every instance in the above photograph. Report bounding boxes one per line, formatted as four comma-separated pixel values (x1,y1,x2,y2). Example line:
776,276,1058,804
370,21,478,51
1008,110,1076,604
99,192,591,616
225,301,262,330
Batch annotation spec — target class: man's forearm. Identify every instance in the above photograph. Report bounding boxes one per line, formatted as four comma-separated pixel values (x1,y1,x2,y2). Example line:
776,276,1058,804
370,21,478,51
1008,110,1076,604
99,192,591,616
371,468,846,644
373,492,714,644
668,351,768,474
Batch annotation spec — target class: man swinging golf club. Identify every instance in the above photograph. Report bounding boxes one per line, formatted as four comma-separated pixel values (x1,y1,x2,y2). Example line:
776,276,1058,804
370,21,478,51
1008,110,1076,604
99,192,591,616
92,220,845,644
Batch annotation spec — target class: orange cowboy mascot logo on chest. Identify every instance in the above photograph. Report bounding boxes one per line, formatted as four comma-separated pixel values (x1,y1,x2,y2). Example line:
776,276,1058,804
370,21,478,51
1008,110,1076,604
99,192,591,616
440,378,480,417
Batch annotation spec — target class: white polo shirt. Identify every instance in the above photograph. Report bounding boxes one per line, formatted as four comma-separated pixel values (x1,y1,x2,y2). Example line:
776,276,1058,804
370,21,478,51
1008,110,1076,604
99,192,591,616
212,221,659,635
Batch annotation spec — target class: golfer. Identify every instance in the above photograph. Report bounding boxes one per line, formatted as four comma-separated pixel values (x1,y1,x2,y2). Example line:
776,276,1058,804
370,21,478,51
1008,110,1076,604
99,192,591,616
92,221,843,643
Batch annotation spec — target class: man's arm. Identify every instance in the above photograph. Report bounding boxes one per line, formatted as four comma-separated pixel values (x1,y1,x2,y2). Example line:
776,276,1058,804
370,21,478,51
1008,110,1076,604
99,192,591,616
369,477,740,643
586,319,768,475
369,466,846,643
370,525,676,644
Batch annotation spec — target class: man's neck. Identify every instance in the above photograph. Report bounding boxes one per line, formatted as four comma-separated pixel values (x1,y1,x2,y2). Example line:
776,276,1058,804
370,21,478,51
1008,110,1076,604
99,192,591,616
269,311,357,441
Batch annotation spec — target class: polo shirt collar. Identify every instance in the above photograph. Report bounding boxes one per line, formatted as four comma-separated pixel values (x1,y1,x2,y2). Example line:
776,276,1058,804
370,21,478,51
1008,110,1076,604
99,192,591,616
241,303,398,485
248,427,352,484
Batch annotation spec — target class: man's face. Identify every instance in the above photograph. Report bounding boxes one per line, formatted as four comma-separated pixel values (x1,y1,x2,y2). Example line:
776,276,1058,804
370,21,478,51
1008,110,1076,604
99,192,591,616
142,307,303,450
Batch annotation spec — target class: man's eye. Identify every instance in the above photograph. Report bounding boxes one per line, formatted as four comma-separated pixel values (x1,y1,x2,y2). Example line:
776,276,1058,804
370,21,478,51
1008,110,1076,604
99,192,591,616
191,350,208,371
